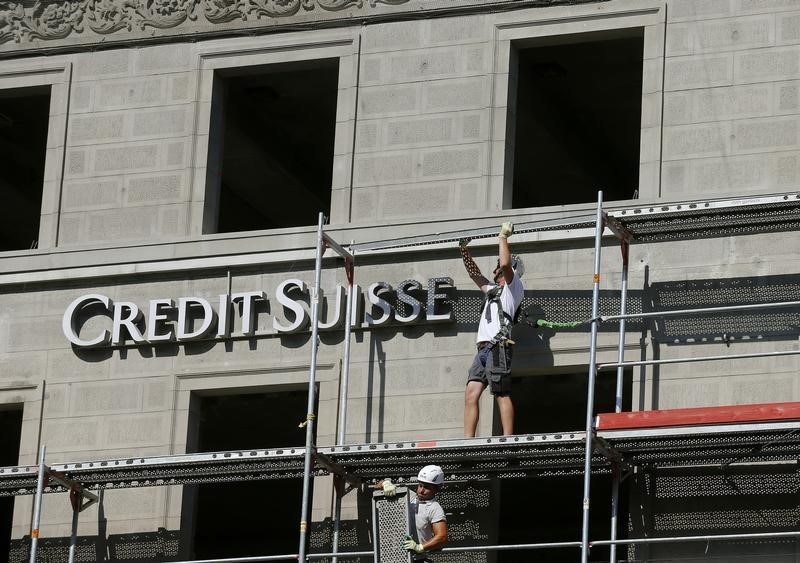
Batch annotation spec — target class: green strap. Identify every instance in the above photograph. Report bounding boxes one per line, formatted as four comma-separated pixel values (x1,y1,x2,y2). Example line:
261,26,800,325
535,319,582,330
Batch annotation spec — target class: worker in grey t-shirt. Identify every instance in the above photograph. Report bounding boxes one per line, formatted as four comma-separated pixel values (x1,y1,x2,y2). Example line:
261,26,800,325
381,465,448,559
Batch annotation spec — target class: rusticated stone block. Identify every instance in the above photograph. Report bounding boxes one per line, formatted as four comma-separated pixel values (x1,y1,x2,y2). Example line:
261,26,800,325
94,145,158,173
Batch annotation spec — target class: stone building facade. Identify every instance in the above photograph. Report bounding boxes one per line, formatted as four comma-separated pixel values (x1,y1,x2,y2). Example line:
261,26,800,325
1,0,800,560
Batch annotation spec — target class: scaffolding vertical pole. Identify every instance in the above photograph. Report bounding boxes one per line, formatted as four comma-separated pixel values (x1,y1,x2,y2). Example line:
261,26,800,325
337,253,355,445
609,239,630,563
332,252,355,563
29,445,46,563
68,500,79,563
581,192,604,563
298,212,326,563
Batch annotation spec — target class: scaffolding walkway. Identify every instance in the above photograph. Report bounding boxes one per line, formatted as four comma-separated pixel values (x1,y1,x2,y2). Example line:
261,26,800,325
4,417,800,496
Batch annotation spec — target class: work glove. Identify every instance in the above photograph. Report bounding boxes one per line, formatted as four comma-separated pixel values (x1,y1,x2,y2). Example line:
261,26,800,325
382,479,397,498
403,534,424,554
499,222,514,239
458,237,472,248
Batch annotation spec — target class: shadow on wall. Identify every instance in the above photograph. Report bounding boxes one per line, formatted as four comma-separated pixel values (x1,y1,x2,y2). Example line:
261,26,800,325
505,270,800,349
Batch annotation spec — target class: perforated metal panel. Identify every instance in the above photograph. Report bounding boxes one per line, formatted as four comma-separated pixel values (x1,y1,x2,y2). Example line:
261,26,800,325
108,528,180,561
648,275,800,344
627,463,800,561
373,487,412,563
618,195,800,243
8,536,100,563
8,529,180,563
428,482,490,563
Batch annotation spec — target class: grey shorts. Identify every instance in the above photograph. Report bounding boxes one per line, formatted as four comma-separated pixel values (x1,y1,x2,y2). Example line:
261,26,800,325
467,342,513,396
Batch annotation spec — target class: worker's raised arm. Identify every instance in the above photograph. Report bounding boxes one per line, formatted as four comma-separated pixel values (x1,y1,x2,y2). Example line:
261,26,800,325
459,238,490,291
498,222,514,285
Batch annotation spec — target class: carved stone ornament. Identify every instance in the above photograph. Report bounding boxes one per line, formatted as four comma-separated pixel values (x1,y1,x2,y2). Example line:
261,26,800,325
0,2,25,43
136,0,198,29
87,0,137,33
26,0,87,40
0,0,411,45
203,0,245,24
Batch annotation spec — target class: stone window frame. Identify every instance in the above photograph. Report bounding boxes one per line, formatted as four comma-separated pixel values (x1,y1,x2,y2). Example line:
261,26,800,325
489,1,665,211
0,61,71,252
0,385,37,543
170,364,338,537
190,29,360,237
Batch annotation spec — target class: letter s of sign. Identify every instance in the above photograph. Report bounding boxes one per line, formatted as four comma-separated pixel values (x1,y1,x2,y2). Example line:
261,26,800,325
273,279,310,333
365,282,393,326
63,294,113,347
395,280,422,324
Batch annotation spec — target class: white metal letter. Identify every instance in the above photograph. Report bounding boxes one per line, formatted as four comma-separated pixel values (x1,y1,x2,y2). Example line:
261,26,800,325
62,294,113,347
147,299,175,342
217,294,230,338
112,302,146,345
426,277,454,323
273,279,309,333
177,298,215,340
365,282,393,326
318,286,346,330
231,291,265,336
395,280,423,324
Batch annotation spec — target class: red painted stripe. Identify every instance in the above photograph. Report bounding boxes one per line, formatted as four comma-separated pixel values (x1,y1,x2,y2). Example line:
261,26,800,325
416,441,438,448
596,402,800,431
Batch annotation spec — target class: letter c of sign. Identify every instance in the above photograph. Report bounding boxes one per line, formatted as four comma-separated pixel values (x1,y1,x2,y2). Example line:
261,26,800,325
63,294,113,347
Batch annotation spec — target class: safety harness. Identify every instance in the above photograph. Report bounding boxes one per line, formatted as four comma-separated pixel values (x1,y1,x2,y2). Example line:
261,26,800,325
483,285,519,346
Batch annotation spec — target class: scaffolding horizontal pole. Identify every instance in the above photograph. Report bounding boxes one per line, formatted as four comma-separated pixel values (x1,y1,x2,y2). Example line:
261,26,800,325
113,530,800,563
611,191,800,221
307,551,374,559
591,529,800,547
442,541,582,552
597,347,800,371
600,300,800,322
168,555,297,563
322,233,353,262
351,212,597,252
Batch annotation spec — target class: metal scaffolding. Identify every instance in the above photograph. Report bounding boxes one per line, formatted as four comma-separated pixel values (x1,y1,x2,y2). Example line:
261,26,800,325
3,191,800,562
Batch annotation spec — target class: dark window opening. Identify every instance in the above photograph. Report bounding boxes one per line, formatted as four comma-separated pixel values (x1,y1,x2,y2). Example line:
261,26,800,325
500,369,632,435
187,387,314,559
0,86,50,251
498,474,624,563
0,406,23,563
508,31,644,209
206,60,339,233
496,370,631,561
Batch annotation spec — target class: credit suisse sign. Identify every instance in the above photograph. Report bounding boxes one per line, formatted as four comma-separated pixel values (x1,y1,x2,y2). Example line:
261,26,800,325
63,277,455,348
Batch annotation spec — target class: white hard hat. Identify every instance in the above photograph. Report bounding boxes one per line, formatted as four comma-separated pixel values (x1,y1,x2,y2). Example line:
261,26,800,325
417,465,444,486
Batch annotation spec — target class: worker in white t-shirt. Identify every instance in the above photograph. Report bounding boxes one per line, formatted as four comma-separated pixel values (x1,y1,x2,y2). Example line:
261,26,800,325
459,222,525,436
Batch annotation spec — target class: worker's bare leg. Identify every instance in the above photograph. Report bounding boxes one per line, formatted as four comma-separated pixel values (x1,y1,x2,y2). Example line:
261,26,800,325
464,381,485,437
496,395,514,435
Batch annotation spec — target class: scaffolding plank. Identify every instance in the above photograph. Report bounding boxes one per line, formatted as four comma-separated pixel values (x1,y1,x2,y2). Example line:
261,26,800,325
596,402,800,431
4,421,800,495
350,192,800,252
